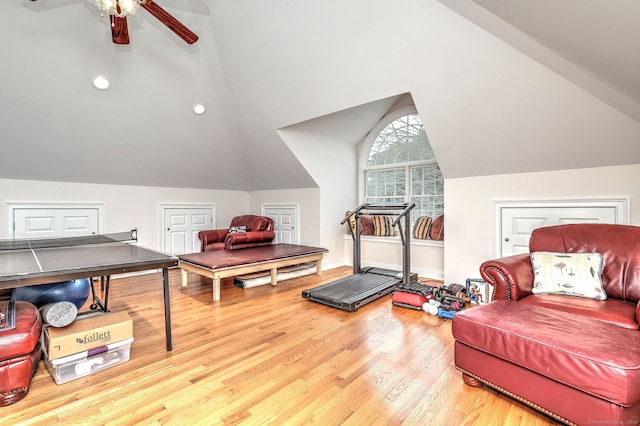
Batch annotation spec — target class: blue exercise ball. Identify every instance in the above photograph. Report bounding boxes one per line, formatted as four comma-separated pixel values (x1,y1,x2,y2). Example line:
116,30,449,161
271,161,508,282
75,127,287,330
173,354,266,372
12,278,91,309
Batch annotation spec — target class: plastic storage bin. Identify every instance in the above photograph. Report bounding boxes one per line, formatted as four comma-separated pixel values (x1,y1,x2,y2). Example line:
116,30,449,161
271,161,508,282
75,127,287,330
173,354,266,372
44,338,133,385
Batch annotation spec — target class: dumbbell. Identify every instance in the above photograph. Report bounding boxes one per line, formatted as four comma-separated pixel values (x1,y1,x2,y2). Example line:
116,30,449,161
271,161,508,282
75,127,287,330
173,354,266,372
437,308,455,319
445,300,463,311
422,299,441,315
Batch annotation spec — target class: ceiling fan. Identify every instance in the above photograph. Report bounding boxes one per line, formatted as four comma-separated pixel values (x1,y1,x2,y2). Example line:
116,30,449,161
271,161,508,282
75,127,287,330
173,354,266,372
108,0,198,45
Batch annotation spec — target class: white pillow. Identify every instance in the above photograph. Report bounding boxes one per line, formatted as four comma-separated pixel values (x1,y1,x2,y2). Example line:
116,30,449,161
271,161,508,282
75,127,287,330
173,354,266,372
530,251,606,300
228,226,248,234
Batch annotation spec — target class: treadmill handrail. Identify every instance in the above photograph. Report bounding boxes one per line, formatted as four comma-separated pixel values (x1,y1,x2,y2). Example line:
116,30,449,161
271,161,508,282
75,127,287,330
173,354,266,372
340,205,367,225
362,202,410,211
390,202,415,227
341,202,415,224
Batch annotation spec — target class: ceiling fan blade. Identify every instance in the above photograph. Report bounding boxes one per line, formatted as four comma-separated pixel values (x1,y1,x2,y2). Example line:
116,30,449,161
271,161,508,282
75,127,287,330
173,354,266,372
110,15,130,44
141,0,199,44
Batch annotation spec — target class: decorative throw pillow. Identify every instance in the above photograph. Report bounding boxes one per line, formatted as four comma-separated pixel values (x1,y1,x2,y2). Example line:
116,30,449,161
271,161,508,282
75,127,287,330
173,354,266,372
360,215,375,235
429,214,444,240
413,216,432,240
346,211,356,234
228,226,248,234
345,213,375,235
530,251,606,300
373,215,396,236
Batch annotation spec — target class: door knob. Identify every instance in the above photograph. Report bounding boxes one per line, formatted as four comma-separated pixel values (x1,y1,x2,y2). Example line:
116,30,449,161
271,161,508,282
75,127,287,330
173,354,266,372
504,237,510,242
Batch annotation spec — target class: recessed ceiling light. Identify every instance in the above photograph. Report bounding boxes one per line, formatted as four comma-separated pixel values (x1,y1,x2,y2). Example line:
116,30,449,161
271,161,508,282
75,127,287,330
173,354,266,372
193,103,206,115
91,74,110,91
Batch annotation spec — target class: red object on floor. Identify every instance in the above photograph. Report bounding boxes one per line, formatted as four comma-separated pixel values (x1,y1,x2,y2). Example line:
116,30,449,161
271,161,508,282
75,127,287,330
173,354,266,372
0,301,42,406
392,291,427,308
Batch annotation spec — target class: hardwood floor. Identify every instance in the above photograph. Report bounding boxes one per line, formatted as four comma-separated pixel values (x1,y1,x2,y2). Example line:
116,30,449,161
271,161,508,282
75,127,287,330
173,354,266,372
3,266,559,425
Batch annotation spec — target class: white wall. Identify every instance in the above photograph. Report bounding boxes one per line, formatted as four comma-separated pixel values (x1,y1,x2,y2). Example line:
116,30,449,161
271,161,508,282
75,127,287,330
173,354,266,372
344,237,444,280
444,164,640,285
249,187,323,245
277,129,358,268
0,178,248,252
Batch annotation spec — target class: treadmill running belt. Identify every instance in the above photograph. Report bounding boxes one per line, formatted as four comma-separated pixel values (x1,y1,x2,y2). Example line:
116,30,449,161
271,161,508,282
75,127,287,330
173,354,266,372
302,273,398,312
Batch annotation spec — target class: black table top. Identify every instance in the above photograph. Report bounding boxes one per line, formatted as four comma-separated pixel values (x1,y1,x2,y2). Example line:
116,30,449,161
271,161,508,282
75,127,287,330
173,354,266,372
0,241,177,289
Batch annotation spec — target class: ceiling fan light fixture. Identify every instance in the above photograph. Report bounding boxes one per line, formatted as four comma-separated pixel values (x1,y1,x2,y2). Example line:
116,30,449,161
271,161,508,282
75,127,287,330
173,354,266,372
193,104,206,115
89,0,146,17
91,74,111,91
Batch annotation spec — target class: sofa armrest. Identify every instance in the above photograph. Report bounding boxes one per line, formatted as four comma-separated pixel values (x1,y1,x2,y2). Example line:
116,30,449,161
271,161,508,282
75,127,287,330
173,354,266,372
198,229,229,252
480,253,534,301
225,231,276,250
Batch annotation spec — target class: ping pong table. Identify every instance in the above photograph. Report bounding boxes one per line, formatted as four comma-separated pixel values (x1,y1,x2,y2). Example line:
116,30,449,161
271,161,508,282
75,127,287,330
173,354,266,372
0,230,178,351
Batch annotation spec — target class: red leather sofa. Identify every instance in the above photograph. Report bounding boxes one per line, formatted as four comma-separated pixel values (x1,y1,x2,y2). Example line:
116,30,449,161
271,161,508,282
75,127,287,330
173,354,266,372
198,215,276,251
452,223,640,425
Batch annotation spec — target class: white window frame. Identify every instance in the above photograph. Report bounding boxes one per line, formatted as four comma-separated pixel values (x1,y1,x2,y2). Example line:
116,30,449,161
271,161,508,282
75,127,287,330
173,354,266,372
358,106,443,224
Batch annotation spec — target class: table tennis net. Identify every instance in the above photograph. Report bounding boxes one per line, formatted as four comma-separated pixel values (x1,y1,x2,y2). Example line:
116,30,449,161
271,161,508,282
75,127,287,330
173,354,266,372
0,230,137,251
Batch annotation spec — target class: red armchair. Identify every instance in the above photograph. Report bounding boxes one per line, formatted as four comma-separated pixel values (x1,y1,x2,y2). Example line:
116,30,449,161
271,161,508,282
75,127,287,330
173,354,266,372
198,215,275,251
453,224,640,425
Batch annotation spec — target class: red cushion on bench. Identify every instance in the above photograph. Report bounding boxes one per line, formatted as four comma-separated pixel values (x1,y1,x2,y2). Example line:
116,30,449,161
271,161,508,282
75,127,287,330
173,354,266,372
180,244,327,270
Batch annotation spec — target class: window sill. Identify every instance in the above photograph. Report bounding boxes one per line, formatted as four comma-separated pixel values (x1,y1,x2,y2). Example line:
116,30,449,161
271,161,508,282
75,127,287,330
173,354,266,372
342,234,444,247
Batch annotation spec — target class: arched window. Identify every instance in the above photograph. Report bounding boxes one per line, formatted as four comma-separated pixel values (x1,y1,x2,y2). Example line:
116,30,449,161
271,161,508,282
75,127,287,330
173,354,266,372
361,107,443,224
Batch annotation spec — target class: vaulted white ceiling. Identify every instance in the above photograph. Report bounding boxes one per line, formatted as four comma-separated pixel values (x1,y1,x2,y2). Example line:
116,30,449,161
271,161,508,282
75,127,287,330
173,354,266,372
441,0,640,122
1,0,639,191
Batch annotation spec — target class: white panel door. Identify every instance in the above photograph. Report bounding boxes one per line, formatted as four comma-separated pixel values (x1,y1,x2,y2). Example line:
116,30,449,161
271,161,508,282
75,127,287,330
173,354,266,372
13,207,100,239
162,206,214,255
263,205,298,244
501,206,619,257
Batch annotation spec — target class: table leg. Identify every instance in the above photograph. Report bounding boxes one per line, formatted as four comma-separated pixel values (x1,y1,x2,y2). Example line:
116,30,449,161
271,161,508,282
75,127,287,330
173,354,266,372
181,268,188,288
213,277,221,302
88,276,108,312
103,276,110,310
270,268,278,286
163,267,173,351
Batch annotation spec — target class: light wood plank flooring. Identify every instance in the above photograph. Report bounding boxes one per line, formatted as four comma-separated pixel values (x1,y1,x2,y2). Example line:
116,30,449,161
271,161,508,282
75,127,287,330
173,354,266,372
2,266,559,425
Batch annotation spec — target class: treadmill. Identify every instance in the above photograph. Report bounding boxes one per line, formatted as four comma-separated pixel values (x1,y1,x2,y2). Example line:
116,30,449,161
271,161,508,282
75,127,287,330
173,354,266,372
302,202,416,312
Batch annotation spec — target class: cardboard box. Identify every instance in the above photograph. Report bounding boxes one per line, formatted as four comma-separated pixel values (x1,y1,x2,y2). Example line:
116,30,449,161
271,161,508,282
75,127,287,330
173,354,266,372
42,311,133,360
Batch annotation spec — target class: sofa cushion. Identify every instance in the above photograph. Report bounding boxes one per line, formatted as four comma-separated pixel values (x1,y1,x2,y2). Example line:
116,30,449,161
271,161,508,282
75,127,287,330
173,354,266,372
229,215,272,232
529,224,640,303
429,214,444,240
520,294,638,330
453,300,640,406
204,242,225,251
530,251,606,300
412,216,432,240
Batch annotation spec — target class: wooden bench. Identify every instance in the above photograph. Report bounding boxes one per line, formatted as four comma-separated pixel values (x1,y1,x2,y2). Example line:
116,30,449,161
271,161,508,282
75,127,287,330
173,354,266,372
178,244,327,301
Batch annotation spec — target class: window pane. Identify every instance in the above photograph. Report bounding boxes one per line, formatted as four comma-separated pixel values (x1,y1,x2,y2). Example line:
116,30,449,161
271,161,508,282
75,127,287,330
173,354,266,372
365,169,405,203
412,181,422,196
410,165,443,220
367,114,434,166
